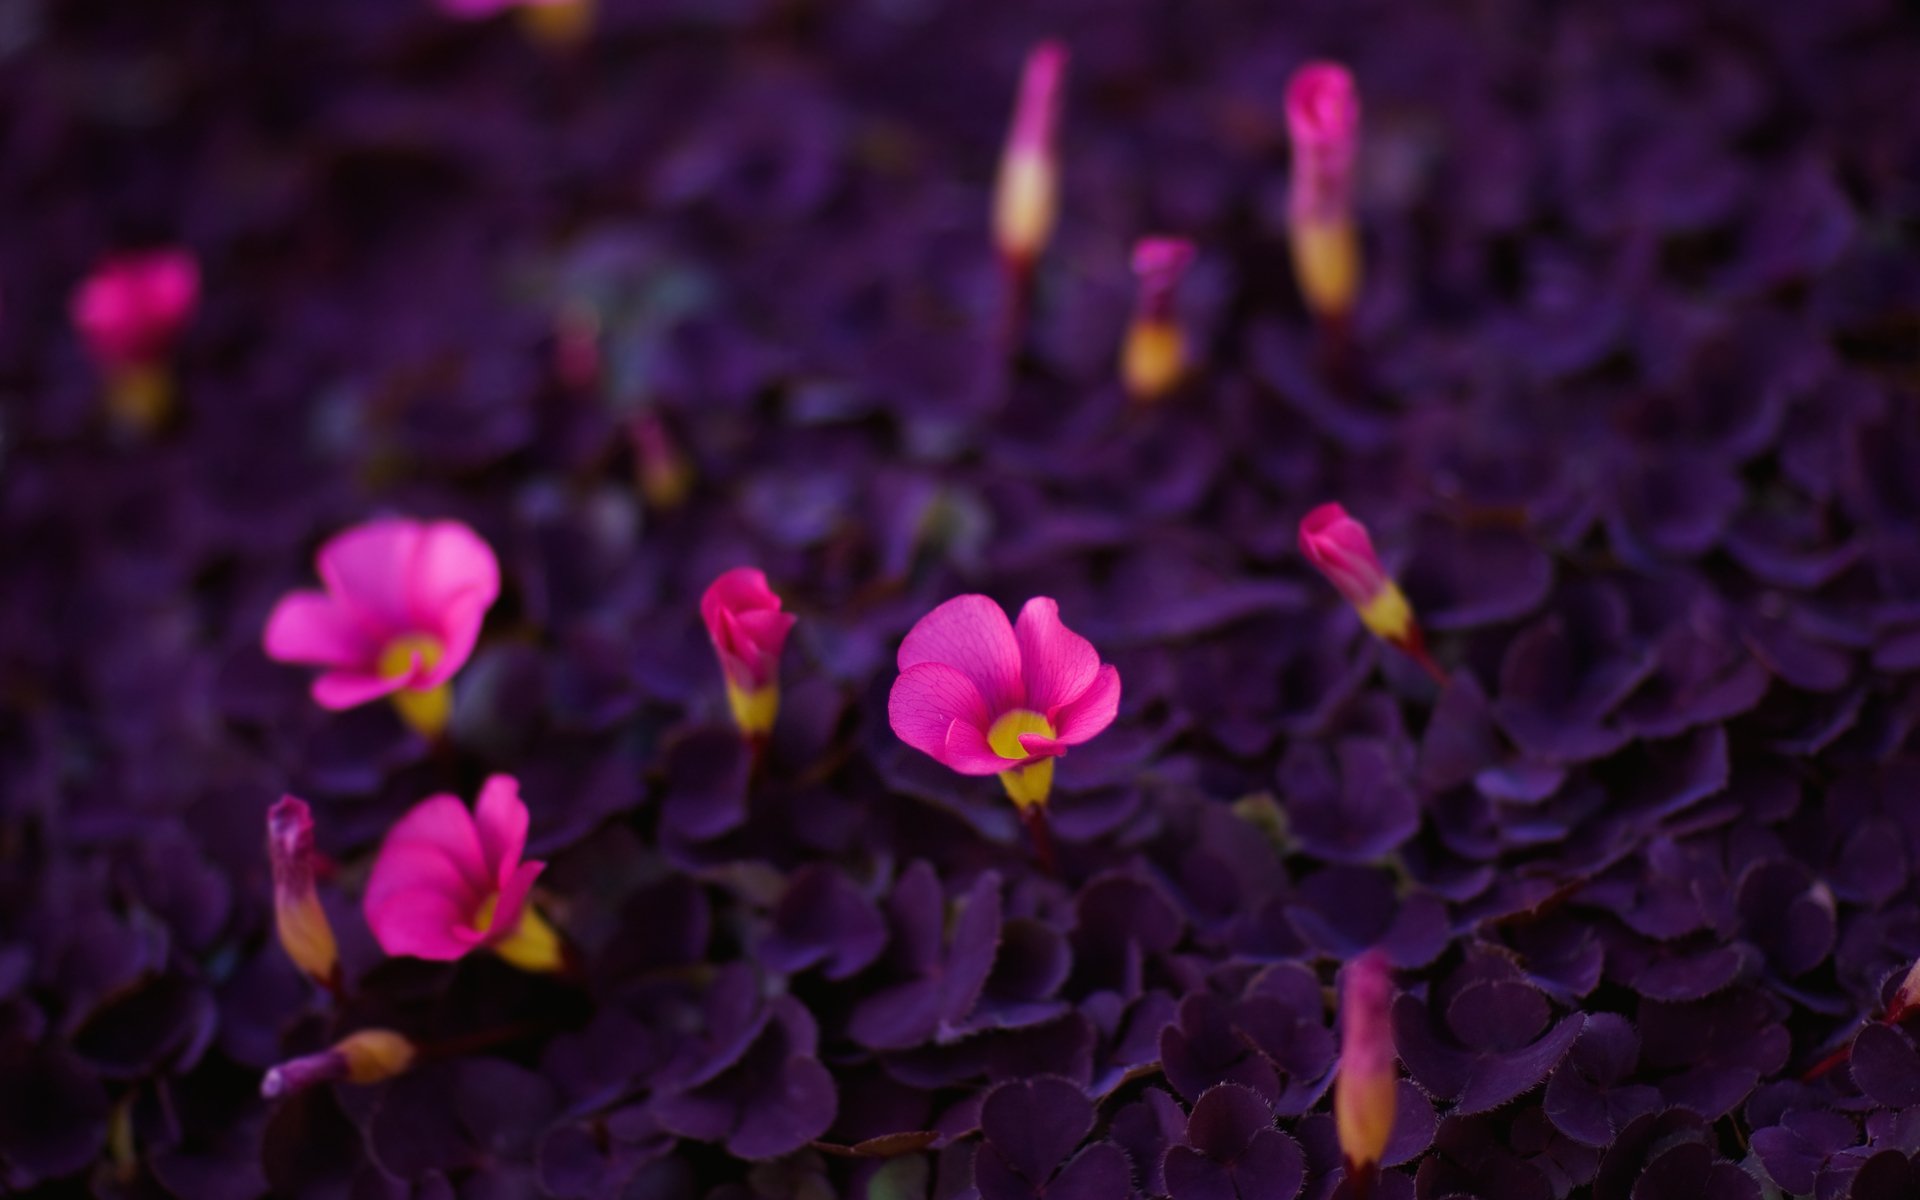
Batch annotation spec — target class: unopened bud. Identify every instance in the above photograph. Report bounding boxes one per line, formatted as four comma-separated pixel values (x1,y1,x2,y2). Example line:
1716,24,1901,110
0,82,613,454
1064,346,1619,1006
268,796,339,989
1334,950,1396,1184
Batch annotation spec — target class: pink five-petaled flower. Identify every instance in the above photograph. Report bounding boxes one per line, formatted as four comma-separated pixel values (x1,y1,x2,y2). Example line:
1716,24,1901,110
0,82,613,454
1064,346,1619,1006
1299,502,1444,682
1334,950,1397,1193
1284,62,1362,321
70,248,200,431
701,567,797,741
1122,236,1197,404
992,41,1069,275
262,517,499,739
268,797,339,990
362,775,562,973
888,595,1120,811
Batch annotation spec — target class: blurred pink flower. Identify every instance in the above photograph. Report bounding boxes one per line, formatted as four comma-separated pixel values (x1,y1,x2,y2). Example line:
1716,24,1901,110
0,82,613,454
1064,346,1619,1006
363,775,559,970
1285,62,1360,225
993,41,1069,271
889,595,1119,809
70,249,200,372
263,518,499,732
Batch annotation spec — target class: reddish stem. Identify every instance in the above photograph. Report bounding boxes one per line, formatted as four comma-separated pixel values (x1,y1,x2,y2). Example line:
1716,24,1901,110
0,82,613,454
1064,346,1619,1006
1021,805,1059,875
1801,1042,1854,1082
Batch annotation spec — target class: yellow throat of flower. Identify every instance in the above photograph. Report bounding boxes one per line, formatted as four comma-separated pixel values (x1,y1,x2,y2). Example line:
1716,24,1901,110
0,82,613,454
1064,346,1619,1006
988,709,1056,810
472,892,565,974
378,635,451,739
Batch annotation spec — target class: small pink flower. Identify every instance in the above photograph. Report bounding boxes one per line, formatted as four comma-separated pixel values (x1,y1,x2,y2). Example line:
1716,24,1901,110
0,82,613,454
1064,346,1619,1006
888,595,1119,809
701,567,797,738
262,518,499,722
70,249,200,372
1334,949,1397,1179
993,41,1069,270
363,775,551,964
268,797,338,989
1285,62,1360,226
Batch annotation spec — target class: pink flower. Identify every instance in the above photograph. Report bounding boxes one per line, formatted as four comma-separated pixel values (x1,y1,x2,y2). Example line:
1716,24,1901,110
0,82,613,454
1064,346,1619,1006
262,517,499,734
268,797,338,989
700,567,797,738
993,41,1069,270
362,775,561,971
888,595,1119,809
1299,503,1441,681
1285,62,1360,226
1334,950,1397,1179
70,249,200,372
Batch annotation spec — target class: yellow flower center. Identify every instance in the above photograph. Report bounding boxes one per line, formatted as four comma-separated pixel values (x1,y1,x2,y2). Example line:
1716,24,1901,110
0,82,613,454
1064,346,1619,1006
378,635,451,739
472,892,564,974
988,709,1057,811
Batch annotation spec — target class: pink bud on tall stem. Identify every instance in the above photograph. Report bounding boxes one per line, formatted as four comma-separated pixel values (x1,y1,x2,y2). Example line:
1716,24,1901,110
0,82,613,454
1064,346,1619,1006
1284,63,1362,330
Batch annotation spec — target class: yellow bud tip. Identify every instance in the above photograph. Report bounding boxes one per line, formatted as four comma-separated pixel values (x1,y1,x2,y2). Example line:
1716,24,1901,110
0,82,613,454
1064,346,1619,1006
1122,320,1187,403
725,681,781,740
1334,1070,1397,1174
276,894,340,988
1355,582,1414,643
993,155,1058,269
107,364,173,433
989,709,1057,810
517,0,593,47
338,1029,417,1084
493,905,566,974
1289,217,1361,320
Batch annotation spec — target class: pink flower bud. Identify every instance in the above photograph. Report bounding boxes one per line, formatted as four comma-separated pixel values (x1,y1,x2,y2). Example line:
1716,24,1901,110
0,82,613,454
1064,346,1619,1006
261,1029,416,1099
993,41,1069,271
1284,63,1362,319
1285,62,1360,225
70,249,200,373
1123,237,1197,403
267,796,338,989
700,568,797,739
1298,503,1443,682
1334,950,1396,1179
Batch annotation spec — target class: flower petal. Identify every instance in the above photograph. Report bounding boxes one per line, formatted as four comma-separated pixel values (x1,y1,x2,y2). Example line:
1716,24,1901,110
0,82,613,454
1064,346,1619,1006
311,669,406,710
483,860,547,944
1014,597,1101,716
263,591,374,669
944,719,1017,775
889,662,992,763
407,520,500,672
374,794,491,895
316,519,423,635
1053,664,1121,745
897,594,1023,714
472,774,528,884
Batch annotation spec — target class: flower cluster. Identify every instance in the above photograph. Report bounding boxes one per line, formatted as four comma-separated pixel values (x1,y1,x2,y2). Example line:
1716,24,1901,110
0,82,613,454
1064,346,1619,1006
4,0,1919,1197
